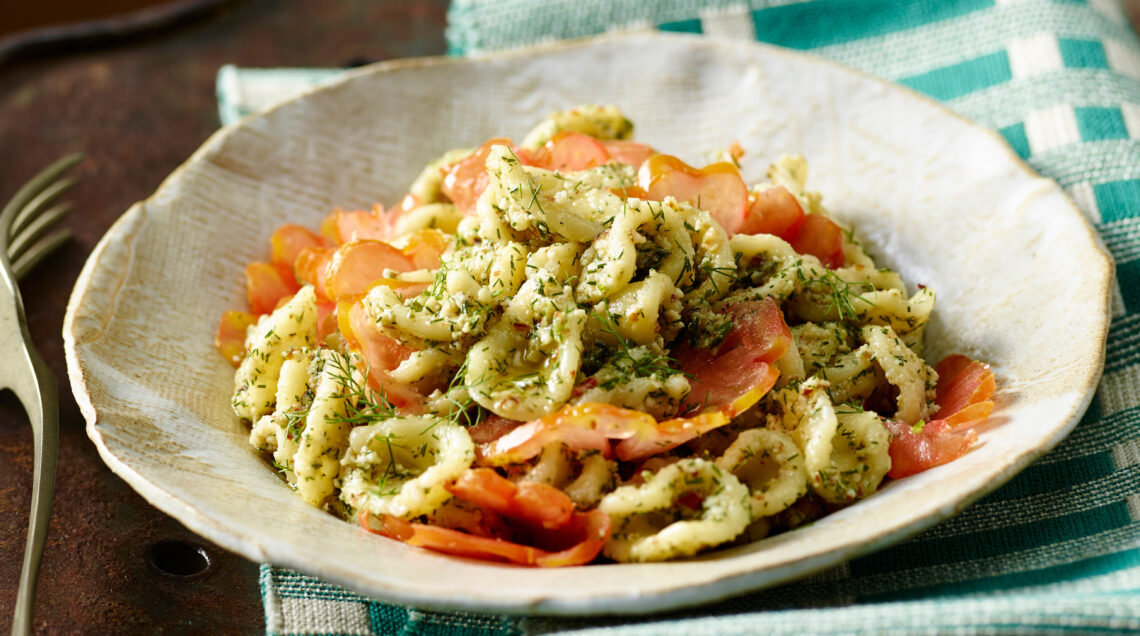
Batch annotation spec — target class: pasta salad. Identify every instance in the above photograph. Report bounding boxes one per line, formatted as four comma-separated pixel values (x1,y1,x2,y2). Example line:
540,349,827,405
217,106,996,565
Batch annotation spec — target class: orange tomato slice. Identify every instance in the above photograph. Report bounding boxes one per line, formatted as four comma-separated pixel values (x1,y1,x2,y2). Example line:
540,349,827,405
441,137,512,215
324,240,416,301
215,310,256,367
399,228,449,270
637,154,749,234
360,508,610,568
270,223,328,269
321,204,399,245
600,140,655,167
447,468,574,530
525,131,610,172
245,261,300,315
336,296,422,410
294,246,333,299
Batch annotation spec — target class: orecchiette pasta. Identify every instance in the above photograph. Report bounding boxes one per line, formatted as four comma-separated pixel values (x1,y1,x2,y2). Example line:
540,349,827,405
221,105,995,566
339,417,475,518
599,458,751,562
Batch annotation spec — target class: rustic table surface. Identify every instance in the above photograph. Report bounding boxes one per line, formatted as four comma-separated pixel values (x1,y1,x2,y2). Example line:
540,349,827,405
2,1,1139,633
0,1,447,632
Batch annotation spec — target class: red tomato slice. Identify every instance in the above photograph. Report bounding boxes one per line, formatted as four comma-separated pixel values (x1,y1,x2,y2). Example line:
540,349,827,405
245,261,300,315
337,297,422,410
324,240,416,301
441,137,512,215
360,509,610,568
448,468,574,530
321,204,400,245
614,409,734,462
934,354,996,429
601,140,655,167
481,397,762,465
480,403,652,465
886,419,978,479
676,298,792,413
271,224,329,269
788,214,845,269
638,154,749,234
215,310,256,367
467,414,524,444
526,131,611,172
530,509,610,567
738,186,805,239
405,523,543,564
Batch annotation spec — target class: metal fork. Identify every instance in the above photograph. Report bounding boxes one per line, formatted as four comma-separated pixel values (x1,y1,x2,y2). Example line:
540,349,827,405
3,153,80,636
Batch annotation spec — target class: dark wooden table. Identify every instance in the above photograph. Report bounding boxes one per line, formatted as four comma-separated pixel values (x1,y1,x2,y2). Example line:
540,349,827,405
6,1,1140,633
0,1,447,632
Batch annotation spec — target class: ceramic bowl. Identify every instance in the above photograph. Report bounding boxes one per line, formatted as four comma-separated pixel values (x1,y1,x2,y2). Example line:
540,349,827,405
64,33,1112,615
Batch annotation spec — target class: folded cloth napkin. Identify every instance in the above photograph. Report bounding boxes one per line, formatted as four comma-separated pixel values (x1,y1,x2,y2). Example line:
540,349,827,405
217,1,1140,634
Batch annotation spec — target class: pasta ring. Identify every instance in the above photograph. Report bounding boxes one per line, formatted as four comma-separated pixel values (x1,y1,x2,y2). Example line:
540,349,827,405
599,458,750,562
339,417,475,519
716,428,808,518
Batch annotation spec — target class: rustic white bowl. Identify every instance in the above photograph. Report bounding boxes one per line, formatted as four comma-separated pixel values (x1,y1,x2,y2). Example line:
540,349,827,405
64,33,1112,615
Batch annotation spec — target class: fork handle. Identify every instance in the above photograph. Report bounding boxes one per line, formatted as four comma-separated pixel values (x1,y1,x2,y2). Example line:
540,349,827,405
10,356,59,636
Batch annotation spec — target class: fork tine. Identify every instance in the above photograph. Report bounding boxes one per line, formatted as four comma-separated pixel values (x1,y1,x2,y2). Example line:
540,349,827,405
8,202,72,264
10,177,76,241
11,229,71,281
0,153,82,241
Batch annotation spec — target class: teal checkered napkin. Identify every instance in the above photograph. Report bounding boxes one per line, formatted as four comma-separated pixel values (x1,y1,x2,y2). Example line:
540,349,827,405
221,1,1140,633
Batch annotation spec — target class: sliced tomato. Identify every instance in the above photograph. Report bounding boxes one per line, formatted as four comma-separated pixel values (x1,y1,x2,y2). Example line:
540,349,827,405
294,246,333,299
481,400,748,465
448,469,574,530
480,403,653,465
637,154,749,234
788,214,845,269
324,240,416,301
467,414,524,444
315,299,337,344
399,228,449,270
601,140,655,167
675,298,792,413
614,409,732,462
245,261,300,315
215,310,256,367
934,354,996,429
441,137,512,215
337,297,422,410
526,131,610,172
320,205,400,245
360,509,610,567
271,224,328,270
886,418,978,479
530,509,610,567
738,186,805,239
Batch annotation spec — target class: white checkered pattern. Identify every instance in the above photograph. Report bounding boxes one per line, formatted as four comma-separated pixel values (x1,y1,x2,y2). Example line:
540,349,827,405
1024,104,1081,154
1106,36,1140,81
699,4,756,40
1008,34,1064,78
